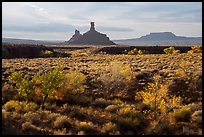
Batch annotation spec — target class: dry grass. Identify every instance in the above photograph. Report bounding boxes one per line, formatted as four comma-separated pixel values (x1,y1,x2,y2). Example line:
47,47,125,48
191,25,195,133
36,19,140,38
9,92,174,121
2,46,202,135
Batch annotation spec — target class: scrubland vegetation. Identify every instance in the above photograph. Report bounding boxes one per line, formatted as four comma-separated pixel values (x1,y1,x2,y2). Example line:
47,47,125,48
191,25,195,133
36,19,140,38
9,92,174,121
2,44,202,135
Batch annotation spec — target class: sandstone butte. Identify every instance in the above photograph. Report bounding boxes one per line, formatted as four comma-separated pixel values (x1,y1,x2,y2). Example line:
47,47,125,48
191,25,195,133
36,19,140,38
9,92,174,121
66,22,116,45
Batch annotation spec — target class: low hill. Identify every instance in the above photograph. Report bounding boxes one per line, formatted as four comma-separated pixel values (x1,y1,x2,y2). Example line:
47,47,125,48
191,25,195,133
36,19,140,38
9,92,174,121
2,38,63,45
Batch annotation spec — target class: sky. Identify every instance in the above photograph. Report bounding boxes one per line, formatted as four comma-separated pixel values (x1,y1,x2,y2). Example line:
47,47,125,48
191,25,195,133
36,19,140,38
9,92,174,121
2,2,202,41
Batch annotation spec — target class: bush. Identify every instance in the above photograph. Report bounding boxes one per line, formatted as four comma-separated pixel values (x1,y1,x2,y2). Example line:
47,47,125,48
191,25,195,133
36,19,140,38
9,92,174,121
2,84,18,104
117,117,140,131
128,48,140,55
105,104,121,113
3,100,38,113
92,98,112,108
64,70,87,94
53,116,72,129
117,107,140,118
96,61,136,93
78,121,95,131
101,122,118,134
41,50,54,57
135,83,182,120
163,46,180,54
33,65,65,107
53,70,87,101
23,112,41,125
8,70,36,102
47,113,62,122
71,51,88,58
187,46,202,54
8,65,65,106
138,50,143,55
173,107,191,122
53,128,69,135
2,109,8,128
148,120,175,135
191,110,202,125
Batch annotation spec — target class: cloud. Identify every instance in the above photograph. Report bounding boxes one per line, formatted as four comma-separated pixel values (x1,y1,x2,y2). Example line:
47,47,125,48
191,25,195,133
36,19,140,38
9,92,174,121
2,2,202,40
109,2,202,23
3,22,76,33
97,26,134,32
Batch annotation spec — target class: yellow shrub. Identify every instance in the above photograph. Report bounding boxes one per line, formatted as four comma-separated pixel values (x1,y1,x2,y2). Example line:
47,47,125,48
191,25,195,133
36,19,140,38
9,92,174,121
101,122,118,134
128,48,143,55
71,51,88,58
120,64,135,83
65,70,87,93
78,121,95,131
53,70,87,101
163,46,181,54
173,50,181,54
128,48,138,55
187,46,202,54
138,50,143,55
173,107,191,122
135,83,182,120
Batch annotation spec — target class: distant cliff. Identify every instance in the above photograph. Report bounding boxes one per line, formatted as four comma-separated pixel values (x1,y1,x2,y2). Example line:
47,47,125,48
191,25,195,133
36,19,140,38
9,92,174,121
114,32,202,46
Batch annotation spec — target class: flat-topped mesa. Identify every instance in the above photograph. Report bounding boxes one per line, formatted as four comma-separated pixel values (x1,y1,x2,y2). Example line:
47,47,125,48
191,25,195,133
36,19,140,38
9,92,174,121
66,22,116,45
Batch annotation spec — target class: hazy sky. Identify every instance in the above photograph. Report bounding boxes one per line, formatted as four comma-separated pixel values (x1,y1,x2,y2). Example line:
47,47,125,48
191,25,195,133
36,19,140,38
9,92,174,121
2,2,202,41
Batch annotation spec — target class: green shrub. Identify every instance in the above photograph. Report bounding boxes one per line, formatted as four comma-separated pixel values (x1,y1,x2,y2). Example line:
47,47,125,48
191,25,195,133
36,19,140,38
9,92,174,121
8,65,65,106
8,70,36,102
163,46,180,54
3,100,38,113
33,66,65,107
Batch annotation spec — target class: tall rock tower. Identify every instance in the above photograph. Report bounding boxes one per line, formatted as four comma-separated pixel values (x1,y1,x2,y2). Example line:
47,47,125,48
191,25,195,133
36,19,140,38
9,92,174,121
66,22,116,45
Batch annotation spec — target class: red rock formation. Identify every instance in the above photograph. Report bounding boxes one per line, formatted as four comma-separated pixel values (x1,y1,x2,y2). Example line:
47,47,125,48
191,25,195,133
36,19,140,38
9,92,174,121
67,30,82,43
66,22,116,45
